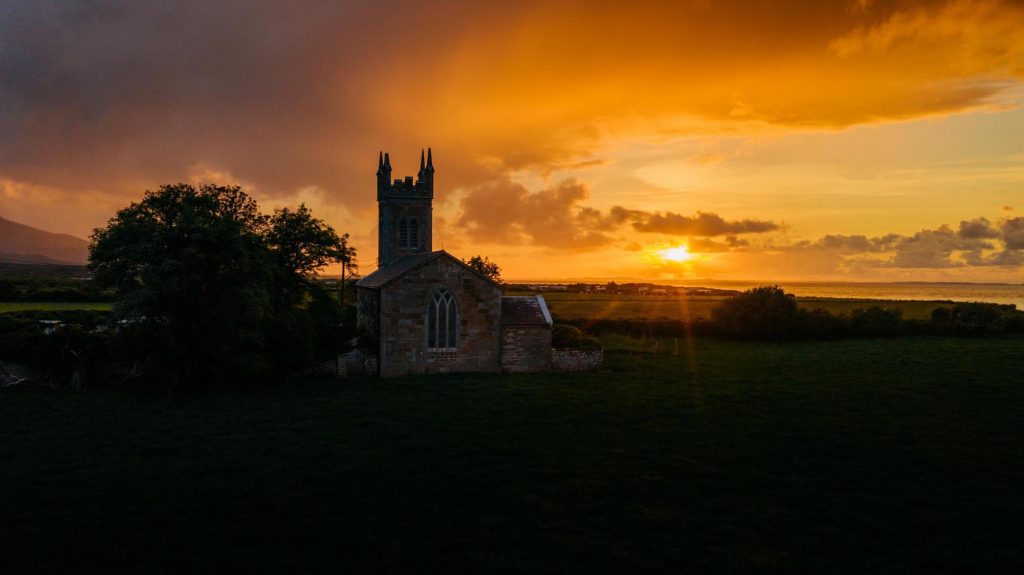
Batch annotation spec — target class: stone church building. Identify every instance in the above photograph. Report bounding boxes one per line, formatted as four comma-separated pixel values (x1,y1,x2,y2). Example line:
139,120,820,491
357,150,553,377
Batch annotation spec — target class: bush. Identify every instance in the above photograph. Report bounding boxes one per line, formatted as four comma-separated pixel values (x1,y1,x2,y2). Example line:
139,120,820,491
933,302,1011,333
849,306,903,338
796,308,849,339
552,323,602,350
0,317,120,388
711,286,801,340
0,279,15,300
552,324,582,348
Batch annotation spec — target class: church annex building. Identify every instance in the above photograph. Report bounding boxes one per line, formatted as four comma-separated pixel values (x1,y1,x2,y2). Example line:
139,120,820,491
356,150,556,378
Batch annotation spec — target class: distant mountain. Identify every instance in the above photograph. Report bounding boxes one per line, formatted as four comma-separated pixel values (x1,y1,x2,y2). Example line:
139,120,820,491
0,216,89,265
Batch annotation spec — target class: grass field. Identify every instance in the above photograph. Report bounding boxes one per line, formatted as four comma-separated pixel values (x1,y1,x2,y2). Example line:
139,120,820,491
3,336,1023,572
531,292,951,321
0,294,954,319
0,301,112,313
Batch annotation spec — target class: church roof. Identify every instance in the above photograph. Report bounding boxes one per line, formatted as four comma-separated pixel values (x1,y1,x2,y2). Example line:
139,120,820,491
501,295,553,327
356,250,502,289
356,251,444,288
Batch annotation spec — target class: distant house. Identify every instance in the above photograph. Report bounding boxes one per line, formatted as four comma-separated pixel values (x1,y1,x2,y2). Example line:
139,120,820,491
356,151,554,377
38,320,63,335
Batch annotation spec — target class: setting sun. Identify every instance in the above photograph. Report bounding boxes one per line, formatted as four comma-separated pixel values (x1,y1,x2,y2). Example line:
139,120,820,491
659,245,693,263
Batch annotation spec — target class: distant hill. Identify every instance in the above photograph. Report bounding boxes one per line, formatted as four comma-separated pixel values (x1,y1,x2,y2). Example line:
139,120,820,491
0,216,89,265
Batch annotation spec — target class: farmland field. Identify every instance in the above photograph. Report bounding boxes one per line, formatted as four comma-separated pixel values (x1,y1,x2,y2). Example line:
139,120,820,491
0,292,968,319
3,336,1023,572
526,292,950,321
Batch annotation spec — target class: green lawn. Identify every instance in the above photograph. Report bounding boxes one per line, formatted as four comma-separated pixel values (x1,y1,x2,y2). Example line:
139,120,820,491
3,336,1023,572
533,292,948,321
0,301,112,312
0,294,949,319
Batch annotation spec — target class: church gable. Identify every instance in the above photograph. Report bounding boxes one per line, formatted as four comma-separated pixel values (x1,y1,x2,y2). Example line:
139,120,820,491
357,250,501,291
368,253,503,377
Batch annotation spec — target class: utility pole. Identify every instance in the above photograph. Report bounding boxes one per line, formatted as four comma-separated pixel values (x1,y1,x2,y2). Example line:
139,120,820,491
340,260,346,308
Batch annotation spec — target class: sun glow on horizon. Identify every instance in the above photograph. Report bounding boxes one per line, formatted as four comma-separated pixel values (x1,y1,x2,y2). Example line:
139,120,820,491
659,245,694,263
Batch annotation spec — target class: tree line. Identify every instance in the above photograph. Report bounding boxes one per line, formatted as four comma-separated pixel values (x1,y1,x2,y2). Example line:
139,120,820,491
560,286,1024,341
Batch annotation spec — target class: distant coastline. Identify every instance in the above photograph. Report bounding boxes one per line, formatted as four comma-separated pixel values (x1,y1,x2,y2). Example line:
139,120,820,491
510,277,1024,287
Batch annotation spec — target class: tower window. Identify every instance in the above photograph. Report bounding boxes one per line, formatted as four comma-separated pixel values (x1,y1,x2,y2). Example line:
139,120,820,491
427,288,457,349
409,219,419,248
399,218,408,247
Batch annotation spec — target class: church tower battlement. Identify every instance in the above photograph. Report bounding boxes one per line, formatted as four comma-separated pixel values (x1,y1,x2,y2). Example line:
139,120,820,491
376,149,434,268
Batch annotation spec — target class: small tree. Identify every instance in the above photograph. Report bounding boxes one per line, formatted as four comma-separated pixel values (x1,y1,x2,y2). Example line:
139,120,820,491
711,285,800,340
464,255,502,283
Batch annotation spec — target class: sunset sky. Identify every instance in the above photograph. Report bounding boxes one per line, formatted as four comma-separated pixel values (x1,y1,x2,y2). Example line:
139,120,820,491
2,0,1023,282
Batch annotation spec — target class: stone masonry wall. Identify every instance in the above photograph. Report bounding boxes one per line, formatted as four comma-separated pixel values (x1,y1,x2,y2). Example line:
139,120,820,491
378,198,432,267
551,349,604,372
500,325,552,373
377,256,502,377
356,287,381,341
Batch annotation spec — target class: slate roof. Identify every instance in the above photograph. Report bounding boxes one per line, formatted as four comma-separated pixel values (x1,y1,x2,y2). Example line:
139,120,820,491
356,250,502,289
501,295,553,327
356,251,443,289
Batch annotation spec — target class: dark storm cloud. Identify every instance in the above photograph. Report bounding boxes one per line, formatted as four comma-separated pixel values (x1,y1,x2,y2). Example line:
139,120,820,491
1,1,382,194
4,0,1023,202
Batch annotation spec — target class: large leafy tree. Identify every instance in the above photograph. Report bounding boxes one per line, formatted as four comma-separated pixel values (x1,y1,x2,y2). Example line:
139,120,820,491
265,205,353,303
89,183,354,383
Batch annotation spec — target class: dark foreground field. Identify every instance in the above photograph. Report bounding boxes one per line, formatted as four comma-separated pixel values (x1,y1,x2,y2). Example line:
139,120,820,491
3,336,1023,573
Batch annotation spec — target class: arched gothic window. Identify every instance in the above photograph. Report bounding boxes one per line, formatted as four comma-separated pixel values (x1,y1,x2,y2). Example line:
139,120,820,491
409,219,419,248
427,288,457,349
399,219,408,247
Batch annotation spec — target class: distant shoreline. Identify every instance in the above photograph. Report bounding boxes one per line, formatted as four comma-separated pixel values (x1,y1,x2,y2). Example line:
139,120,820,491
507,278,1024,287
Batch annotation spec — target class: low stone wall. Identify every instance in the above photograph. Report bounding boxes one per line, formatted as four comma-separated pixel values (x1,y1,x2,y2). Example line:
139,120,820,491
0,361,33,386
501,325,552,373
551,349,603,372
335,351,377,377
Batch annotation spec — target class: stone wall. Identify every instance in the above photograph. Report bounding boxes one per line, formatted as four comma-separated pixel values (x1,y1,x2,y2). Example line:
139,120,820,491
377,255,502,377
377,198,432,267
551,349,604,372
356,287,381,341
500,325,552,373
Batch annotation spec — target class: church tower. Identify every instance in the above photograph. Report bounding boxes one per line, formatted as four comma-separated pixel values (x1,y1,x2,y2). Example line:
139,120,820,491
376,149,434,268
